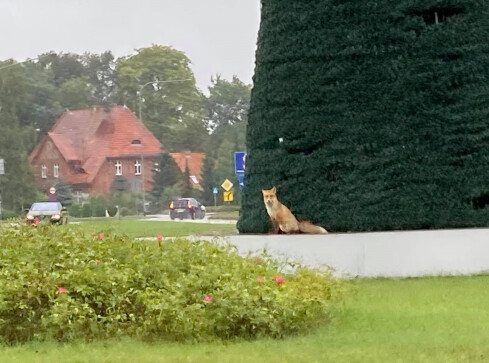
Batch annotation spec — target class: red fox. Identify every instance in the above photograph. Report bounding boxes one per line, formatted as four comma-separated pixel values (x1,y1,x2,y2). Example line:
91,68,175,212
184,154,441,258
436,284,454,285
262,186,328,234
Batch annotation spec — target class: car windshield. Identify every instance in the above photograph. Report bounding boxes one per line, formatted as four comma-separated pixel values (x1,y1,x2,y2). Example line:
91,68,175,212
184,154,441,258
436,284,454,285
30,202,61,212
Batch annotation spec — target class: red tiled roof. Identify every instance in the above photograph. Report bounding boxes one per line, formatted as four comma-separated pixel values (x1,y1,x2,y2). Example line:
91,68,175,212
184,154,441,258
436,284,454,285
171,151,205,183
29,106,162,185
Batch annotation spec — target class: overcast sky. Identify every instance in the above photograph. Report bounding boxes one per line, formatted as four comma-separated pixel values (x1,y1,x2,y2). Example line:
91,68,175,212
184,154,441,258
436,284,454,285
0,0,261,92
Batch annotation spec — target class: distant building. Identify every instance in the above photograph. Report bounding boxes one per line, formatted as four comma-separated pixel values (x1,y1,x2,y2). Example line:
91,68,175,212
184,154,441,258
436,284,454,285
170,151,205,190
28,106,162,195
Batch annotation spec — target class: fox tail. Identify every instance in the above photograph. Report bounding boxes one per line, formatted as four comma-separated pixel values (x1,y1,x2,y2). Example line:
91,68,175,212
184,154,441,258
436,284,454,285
298,221,328,234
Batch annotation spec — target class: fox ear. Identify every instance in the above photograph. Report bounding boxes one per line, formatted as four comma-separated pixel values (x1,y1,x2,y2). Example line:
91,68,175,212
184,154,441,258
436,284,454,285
261,189,266,195
271,186,276,193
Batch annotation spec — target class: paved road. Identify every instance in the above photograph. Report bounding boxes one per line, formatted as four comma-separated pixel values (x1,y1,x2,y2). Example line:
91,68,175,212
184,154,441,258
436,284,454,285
141,213,237,225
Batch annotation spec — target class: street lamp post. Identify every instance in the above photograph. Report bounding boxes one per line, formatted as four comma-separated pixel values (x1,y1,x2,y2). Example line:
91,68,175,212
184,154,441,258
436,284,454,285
137,78,192,215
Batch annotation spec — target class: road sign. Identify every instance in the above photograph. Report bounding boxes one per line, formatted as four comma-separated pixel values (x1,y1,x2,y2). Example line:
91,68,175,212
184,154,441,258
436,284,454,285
212,187,218,194
234,151,246,175
0,159,4,175
223,191,234,202
221,179,233,191
238,174,245,190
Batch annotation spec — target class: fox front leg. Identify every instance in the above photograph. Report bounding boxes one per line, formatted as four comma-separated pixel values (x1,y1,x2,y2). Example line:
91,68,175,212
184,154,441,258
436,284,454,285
269,219,281,234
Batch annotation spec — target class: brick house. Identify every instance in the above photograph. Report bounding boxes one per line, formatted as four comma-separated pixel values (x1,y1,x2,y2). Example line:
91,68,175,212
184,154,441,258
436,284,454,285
28,106,163,195
170,151,205,189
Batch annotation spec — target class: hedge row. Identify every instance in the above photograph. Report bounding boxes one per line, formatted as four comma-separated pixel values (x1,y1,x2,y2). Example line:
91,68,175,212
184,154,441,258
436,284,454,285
0,224,340,344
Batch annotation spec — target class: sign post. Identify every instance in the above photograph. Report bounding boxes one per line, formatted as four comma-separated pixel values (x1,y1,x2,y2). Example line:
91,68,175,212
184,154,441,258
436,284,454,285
212,187,218,207
0,159,4,220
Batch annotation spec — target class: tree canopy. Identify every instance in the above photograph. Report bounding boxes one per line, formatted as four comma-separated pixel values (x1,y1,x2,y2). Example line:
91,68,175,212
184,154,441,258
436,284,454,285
0,46,251,213
115,45,208,151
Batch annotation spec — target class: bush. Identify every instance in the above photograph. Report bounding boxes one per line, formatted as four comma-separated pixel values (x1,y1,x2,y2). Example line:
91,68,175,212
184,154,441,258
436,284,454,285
106,205,118,217
68,204,81,218
0,209,20,220
0,224,341,344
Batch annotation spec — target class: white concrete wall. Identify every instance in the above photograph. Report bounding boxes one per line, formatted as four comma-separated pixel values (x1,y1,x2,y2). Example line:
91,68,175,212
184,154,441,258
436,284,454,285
224,228,489,277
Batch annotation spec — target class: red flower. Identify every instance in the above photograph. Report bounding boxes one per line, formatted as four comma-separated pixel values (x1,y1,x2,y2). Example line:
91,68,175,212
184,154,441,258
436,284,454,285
256,277,264,283
255,256,263,263
274,276,284,285
98,233,105,240
204,295,213,302
95,260,101,265
156,234,163,241
57,287,67,294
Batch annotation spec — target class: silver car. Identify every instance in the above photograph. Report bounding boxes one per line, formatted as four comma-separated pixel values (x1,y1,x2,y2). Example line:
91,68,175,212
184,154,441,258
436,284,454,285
26,202,68,225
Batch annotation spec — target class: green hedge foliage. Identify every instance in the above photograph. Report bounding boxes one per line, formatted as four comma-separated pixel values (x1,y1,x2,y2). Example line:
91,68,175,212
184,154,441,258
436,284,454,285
238,0,489,232
0,225,340,344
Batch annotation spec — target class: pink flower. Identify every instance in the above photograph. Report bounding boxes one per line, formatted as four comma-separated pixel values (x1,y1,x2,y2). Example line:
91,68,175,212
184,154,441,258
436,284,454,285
57,287,67,294
274,276,284,285
256,277,264,283
204,295,213,302
156,234,163,241
98,233,105,240
95,260,101,265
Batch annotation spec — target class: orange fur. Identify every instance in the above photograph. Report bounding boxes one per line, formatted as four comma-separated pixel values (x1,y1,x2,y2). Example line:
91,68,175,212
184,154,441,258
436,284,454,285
262,186,328,234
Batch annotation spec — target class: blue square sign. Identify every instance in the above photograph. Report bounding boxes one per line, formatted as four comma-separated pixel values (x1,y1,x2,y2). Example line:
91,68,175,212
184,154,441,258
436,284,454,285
234,151,246,175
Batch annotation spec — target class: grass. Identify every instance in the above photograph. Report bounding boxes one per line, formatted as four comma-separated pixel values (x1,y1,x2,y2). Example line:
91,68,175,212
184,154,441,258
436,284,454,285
68,219,237,238
207,210,240,220
2,275,489,362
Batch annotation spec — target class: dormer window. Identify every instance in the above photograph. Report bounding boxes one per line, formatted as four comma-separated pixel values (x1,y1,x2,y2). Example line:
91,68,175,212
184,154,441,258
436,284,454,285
134,160,142,175
131,139,141,145
115,161,122,175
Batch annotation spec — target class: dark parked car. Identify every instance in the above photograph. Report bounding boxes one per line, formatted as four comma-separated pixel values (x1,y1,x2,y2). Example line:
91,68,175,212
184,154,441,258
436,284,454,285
26,201,68,225
169,198,206,220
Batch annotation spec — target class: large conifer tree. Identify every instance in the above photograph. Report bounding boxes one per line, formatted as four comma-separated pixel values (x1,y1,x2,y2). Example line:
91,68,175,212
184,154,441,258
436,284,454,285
238,0,489,233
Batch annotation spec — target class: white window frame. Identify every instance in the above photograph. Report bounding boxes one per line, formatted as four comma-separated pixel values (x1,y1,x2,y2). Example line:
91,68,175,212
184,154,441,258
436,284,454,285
134,160,142,175
54,164,59,178
115,161,122,176
41,165,47,178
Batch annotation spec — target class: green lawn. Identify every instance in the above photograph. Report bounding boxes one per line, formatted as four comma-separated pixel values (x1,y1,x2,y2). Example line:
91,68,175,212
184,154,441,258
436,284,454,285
3,275,489,362
208,210,240,220
68,219,237,238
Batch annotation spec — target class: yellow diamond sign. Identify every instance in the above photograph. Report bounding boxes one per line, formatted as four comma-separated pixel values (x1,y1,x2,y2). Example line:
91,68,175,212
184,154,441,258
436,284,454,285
221,179,233,191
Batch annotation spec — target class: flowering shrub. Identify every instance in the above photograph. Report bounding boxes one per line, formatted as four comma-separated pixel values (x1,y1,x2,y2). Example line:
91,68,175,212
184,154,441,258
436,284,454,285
0,224,342,344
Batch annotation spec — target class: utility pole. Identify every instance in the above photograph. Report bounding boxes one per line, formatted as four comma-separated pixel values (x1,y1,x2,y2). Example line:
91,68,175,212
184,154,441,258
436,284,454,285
137,78,192,215
141,152,145,215
0,159,4,220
